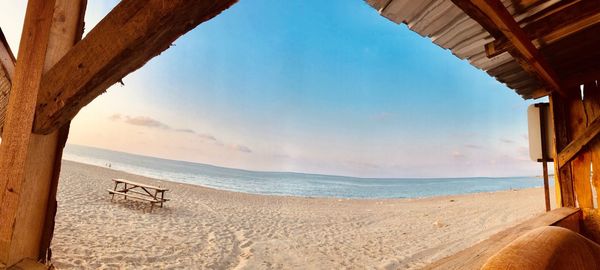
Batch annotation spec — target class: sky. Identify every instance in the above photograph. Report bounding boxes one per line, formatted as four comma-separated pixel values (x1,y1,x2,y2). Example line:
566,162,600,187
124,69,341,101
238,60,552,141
0,0,544,178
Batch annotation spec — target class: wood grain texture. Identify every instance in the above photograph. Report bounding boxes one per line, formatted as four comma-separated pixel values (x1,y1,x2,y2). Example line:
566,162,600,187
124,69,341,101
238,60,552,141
33,0,238,135
0,28,16,135
425,207,581,269
37,124,71,263
485,1,600,58
557,116,600,170
0,28,15,79
0,0,57,264
37,0,87,258
0,0,84,266
582,208,600,244
14,0,85,264
566,92,594,208
586,82,600,208
550,94,576,207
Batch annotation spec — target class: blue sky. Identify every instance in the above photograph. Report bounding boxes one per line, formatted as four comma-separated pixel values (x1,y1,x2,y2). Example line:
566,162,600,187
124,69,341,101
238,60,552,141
0,0,542,177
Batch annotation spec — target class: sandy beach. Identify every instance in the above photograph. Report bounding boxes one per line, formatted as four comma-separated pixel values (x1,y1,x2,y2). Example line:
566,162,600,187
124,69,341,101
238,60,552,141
51,161,554,269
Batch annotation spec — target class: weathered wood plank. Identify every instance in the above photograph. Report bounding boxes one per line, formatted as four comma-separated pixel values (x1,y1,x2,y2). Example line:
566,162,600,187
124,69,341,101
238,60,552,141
584,81,600,208
557,115,600,170
0,0,57,264
452,0,566,96
0,0,85,265
582,208,600,244
0,28,15,79
485,1,600,58
425,207,581,270
33,0,238,135
0,67,10,135
566,91,594,208
0,28,16,134
37,0,87,262
550,94,576,207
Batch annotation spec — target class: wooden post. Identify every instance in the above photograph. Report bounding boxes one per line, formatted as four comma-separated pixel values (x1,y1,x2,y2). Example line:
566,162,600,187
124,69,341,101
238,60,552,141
537,103,551,211
549,94,576,207
542,161,550,211
0,0,85,266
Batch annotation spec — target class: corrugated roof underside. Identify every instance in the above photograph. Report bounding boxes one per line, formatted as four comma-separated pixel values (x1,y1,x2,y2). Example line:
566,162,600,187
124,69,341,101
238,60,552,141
365,0,543,99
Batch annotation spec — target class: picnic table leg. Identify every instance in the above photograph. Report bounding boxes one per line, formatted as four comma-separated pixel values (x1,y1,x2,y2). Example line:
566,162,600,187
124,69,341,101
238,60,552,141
152,190,161,208
111,182,118,201
160,191,165,208
124,183,128,200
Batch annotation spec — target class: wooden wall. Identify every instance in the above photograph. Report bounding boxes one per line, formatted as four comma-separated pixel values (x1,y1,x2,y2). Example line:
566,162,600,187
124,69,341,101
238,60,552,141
552,81,600,209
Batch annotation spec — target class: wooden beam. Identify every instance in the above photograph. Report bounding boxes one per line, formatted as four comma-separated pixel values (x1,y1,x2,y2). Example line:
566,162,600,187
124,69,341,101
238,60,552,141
0,28,16,134
0,0,85,265
485,1,600,58
0,0,57,264
32,0,238,135
557,114,600,169
37,0,86,262
452,0,567,97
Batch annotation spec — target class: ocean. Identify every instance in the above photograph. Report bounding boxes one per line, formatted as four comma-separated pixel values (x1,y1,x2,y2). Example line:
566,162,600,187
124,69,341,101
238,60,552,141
62,144,550,199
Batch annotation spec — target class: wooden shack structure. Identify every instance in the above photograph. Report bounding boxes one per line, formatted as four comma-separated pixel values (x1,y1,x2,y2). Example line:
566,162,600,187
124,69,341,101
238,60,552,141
0,0,599,269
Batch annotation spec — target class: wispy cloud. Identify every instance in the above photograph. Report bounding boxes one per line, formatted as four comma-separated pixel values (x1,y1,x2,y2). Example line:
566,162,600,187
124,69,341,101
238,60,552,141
174,128,195,134
124,116,170,129
500,138,515,144
230,144,252,153
464,144,482,149
109,114,252,154
198,133,218,142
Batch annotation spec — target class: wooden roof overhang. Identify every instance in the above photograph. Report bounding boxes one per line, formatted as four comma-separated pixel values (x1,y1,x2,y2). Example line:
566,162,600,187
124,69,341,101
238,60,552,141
365,0,600,100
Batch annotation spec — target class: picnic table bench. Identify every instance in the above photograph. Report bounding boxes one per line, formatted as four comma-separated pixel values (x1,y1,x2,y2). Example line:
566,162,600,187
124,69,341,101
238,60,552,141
107,178,169,211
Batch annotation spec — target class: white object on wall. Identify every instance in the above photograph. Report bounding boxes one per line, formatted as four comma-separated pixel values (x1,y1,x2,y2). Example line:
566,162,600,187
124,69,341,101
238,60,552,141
527,103,554,162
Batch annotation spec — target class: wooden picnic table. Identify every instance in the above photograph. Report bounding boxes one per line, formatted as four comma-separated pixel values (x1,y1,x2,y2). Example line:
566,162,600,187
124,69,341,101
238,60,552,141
107,178,169,211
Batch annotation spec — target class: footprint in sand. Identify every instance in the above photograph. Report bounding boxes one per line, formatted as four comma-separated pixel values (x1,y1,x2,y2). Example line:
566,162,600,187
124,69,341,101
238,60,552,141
241,240,253,248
